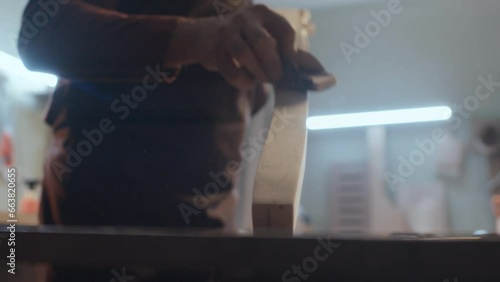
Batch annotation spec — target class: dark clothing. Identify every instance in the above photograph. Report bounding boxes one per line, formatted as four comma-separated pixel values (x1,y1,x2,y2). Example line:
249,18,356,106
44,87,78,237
19,0,263,228
20,0,264,281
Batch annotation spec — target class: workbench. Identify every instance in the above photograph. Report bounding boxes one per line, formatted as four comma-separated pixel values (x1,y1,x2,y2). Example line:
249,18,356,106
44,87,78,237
1,226,500,281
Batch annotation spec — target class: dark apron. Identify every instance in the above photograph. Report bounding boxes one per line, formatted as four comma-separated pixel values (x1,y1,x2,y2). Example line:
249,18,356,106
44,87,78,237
40,0,260,280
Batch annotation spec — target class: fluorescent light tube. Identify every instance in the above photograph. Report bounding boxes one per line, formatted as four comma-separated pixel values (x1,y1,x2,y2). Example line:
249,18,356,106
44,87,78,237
0,51,58,87
307,106,453,130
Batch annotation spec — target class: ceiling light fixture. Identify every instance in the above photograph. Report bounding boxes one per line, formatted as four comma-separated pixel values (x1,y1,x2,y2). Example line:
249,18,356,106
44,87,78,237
307,106,453,130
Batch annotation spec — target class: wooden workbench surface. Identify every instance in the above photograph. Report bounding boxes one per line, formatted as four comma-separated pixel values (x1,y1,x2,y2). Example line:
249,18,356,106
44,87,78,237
1,225,500,281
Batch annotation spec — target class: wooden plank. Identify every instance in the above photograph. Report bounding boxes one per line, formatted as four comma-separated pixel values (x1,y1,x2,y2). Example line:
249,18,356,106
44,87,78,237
252,87,308,234
250,9,335,234
0,212,38,226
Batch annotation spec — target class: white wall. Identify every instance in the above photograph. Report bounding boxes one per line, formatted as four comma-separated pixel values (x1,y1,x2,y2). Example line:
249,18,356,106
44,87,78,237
0,0,29,56
302,0,500,233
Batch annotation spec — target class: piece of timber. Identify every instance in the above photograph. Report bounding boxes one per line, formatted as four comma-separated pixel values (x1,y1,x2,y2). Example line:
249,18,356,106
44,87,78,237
2,226,500,281
252,86,308,234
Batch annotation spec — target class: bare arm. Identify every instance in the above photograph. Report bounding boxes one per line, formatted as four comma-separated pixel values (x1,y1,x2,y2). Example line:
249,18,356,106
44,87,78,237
19,0,312,89
18,0,185,80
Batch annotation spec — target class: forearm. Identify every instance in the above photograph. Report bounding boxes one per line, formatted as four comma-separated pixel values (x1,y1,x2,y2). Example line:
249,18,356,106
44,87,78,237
164,17,215,67
18,0,186,80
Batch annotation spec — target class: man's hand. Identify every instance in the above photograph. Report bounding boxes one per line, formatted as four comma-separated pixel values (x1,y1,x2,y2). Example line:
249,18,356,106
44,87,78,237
171,5,298,89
